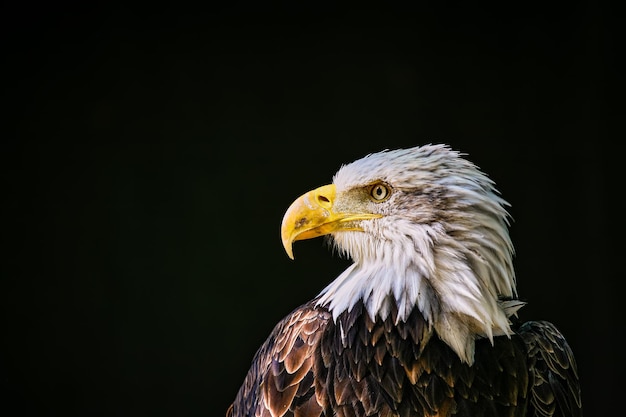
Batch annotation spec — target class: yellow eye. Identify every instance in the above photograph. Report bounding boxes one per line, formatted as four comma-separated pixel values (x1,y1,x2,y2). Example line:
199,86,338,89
369,183,391,202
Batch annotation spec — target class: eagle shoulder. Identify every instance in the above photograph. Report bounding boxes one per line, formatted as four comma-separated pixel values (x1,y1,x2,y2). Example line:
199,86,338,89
227,301,331,417
518,320,583,417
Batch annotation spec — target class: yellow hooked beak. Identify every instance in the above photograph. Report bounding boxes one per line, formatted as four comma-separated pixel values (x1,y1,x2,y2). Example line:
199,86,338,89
280,184,381,259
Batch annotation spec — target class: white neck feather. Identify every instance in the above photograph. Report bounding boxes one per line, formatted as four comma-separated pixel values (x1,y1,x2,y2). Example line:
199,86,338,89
316,220,521,364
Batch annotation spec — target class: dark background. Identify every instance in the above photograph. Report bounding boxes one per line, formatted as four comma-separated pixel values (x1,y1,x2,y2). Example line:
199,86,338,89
3,2,620,416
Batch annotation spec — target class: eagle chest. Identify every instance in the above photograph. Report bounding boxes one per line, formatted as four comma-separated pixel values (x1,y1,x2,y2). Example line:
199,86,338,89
314,303,529,417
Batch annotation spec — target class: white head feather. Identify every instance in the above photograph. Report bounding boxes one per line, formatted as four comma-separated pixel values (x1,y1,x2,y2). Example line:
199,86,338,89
315,144,522,364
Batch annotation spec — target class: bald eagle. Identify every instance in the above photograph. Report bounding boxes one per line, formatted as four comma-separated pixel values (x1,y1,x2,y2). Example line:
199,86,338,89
227,144,582,417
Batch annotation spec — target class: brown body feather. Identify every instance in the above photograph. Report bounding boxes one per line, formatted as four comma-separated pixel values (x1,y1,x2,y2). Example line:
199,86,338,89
227,300,581,417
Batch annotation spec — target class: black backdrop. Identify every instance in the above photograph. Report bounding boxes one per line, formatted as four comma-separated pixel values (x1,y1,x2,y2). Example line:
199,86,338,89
3,3,620,416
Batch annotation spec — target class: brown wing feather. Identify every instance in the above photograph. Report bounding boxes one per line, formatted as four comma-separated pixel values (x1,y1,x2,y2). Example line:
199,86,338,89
229,301,583,417
227,301,331,417
518,320,583,417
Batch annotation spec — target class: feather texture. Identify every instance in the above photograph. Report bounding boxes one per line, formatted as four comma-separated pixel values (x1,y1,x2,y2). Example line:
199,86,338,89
227,145,582,416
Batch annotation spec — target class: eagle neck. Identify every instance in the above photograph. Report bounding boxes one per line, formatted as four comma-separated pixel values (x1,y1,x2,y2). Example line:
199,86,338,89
315,232,518,364
315,253,435,325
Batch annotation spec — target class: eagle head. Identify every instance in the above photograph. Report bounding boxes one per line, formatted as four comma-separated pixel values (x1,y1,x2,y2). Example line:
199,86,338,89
280,144,522,363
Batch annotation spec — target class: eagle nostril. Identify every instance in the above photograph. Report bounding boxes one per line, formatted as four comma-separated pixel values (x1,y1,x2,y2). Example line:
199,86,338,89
316,193,332,209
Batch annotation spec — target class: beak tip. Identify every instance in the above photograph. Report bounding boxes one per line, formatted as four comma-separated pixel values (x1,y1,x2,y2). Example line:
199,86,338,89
281,235,295,260
284,243,295,260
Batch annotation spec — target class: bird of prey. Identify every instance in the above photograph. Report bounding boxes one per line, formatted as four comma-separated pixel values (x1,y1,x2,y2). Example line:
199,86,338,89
227,144,582,417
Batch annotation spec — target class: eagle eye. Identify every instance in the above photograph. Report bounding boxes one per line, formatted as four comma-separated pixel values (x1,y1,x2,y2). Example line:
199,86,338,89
368,182,391,202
